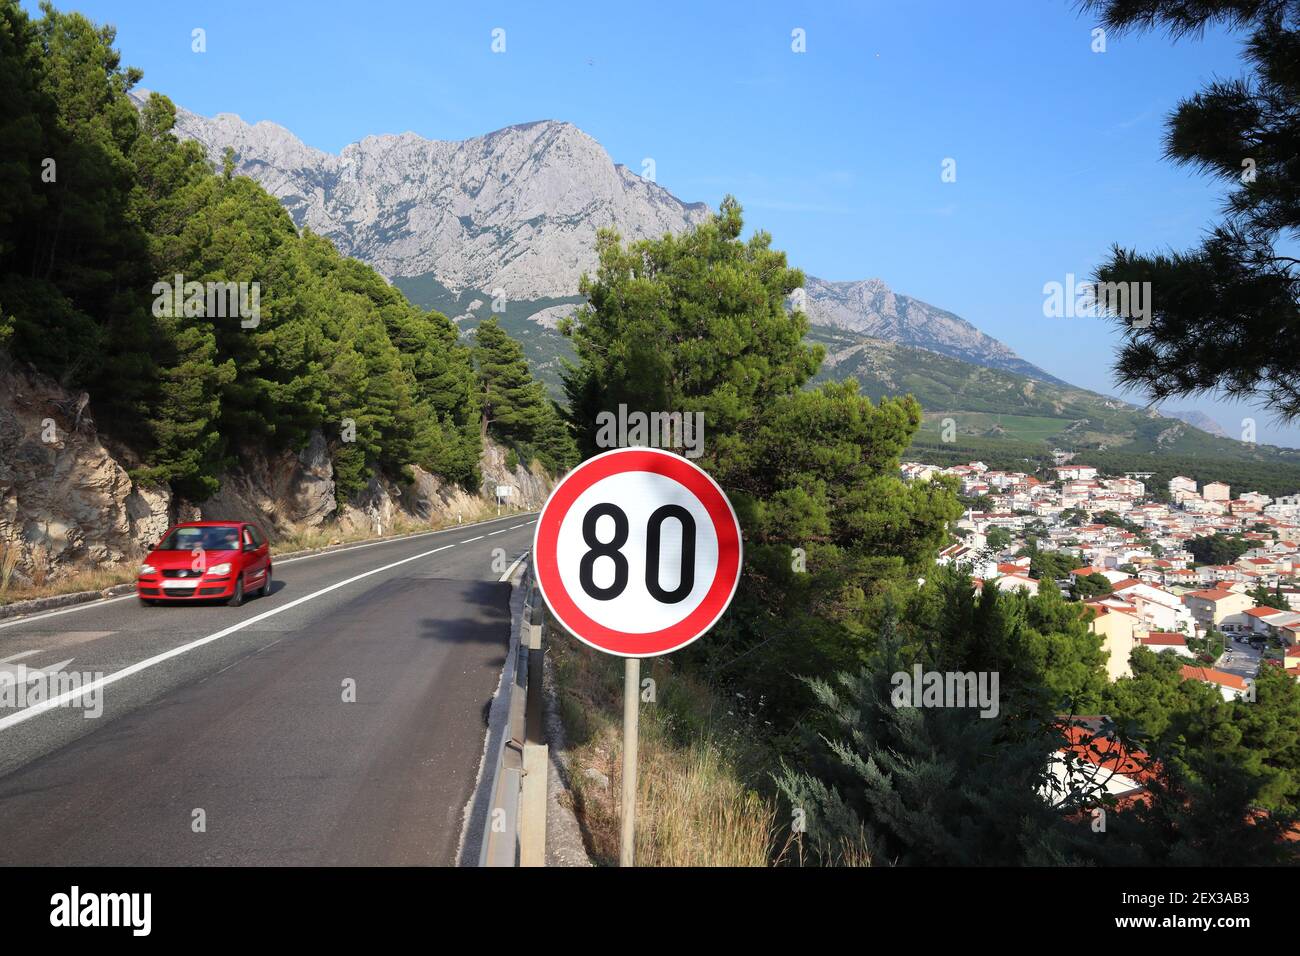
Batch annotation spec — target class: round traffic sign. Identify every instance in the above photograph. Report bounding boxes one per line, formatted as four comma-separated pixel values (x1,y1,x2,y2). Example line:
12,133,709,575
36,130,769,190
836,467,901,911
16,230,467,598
533,447,743,657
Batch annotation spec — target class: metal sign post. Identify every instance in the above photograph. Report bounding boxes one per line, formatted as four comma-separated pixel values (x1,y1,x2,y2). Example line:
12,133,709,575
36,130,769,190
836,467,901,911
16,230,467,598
620,656,640,866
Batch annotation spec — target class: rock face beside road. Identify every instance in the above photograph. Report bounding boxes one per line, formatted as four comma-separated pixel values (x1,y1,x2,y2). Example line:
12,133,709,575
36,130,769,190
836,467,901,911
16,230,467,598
0,358,174,582
0,359,551,584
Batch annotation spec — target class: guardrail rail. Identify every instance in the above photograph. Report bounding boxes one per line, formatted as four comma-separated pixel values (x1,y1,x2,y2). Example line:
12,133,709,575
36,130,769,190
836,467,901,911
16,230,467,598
478,558,548,866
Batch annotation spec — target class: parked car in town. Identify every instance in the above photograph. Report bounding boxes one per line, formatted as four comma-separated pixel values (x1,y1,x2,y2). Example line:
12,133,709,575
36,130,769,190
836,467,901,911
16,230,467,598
137,521,272,606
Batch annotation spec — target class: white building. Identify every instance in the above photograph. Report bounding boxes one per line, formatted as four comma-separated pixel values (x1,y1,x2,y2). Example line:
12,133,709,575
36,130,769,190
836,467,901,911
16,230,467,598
1169,476,1198,500
1203,481,1232,502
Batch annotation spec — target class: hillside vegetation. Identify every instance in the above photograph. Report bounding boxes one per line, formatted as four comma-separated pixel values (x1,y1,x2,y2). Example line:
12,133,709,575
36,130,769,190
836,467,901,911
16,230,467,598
0,2,570,506
394,277,1300,492
808,326,1300,478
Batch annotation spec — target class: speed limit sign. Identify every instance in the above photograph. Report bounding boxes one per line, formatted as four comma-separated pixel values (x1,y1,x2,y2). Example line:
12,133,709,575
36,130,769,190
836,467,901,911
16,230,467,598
533,447,743,658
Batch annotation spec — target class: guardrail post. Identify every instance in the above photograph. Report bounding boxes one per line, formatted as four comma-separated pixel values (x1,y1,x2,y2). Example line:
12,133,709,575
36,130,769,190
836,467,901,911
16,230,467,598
518,575,549,865
520,741,548,866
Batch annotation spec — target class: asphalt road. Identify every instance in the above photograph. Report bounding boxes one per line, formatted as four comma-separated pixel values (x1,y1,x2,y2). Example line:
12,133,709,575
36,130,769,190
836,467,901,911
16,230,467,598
1216,638,1264,680
0,512,537,866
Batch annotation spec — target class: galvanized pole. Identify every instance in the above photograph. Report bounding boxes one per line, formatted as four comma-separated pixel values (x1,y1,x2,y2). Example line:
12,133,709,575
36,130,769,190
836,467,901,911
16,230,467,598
620,656,640,867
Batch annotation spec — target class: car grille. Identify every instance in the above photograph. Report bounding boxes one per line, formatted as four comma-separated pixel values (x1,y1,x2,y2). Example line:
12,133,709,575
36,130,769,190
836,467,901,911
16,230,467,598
139,587,160,596
162,587,197,598
162,569,203,579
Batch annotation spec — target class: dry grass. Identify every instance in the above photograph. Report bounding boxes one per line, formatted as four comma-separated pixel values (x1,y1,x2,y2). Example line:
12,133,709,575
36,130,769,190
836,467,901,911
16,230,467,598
0,561,137,606
635,736,779,866
551,625,782,867
772,827,875,868
0,541,19,596
272,500,508,555
28,543,50,589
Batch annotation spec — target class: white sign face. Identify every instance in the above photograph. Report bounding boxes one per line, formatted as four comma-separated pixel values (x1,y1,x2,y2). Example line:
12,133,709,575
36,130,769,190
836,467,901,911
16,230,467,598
495,485,513,497
533,448,742,657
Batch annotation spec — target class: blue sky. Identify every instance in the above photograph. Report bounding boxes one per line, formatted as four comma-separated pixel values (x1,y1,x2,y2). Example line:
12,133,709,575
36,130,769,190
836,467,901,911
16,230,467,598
43,0,1300,447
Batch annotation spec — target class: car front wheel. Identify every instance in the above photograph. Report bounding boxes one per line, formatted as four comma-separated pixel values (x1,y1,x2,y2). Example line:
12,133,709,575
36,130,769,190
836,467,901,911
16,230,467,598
227,576,245,607
258,567,272,598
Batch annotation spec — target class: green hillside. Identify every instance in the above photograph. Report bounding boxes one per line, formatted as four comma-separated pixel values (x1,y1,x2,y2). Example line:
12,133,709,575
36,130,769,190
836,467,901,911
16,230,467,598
393,273,579,395
808,326,1300,468
388,282,1300,491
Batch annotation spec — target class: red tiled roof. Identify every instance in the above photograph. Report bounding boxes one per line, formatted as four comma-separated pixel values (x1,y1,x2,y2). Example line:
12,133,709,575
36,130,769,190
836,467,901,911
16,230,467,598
1140,632,1187,646
1058,721,1157,785
1181,665,1249,691
1245,607,1282,618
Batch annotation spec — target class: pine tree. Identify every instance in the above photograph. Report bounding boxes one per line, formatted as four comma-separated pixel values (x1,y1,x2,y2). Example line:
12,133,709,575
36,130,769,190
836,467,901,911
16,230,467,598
471,317,577,473
562,199,963,721
1081,0,1300,420
775,614,1089,866
0,1,491,506
474,318,546,439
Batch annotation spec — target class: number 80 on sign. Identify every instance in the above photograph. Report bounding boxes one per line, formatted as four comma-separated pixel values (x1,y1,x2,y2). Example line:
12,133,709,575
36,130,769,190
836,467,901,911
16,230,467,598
532,447,743,657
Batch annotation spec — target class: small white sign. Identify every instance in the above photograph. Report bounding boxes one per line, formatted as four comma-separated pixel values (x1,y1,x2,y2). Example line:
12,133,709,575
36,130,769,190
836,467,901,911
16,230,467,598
495,485,514,498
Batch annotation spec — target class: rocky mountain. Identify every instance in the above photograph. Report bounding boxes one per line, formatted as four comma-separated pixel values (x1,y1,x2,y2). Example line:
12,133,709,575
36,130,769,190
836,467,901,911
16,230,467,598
802,276,1065,383
144,92,710,300
1162,409,1230,439
148,94,1059,383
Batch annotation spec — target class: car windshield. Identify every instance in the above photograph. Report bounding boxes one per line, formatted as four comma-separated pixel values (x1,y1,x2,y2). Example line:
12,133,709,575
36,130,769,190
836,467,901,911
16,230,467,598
157,526,242,552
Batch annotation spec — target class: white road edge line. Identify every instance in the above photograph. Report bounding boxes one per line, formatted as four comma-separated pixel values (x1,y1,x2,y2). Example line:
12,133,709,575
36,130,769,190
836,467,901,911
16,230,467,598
0,511,536,633
272,512,524,566
0,649,43,665
0,543,457,733
0,593,138,632
498,552,528,583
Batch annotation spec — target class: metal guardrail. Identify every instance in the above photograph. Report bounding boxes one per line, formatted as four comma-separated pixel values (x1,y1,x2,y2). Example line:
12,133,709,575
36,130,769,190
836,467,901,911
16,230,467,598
477,557,549,866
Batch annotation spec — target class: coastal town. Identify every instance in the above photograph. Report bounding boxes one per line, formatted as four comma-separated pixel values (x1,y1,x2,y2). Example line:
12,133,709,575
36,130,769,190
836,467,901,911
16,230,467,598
905,459,1300,695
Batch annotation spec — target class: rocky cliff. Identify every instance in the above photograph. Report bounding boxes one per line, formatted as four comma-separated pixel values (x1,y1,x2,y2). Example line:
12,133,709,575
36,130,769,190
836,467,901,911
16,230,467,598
801,276,1065,383
146,94,1061,384
0,358,550,585
144,92,711,301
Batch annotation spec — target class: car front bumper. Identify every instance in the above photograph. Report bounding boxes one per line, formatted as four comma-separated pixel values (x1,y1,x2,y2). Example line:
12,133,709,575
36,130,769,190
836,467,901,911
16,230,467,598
137,576,236,600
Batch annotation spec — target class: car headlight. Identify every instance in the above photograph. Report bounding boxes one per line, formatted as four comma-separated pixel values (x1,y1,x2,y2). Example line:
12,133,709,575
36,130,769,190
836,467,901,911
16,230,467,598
207,562,232,576
140,563,157,575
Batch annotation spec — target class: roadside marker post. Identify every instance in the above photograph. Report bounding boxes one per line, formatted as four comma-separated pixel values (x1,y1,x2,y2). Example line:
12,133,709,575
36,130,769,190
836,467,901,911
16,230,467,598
533,447,743,866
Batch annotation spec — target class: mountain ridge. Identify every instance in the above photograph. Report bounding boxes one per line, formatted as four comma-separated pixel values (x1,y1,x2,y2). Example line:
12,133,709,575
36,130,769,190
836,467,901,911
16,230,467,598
143,92,1064,384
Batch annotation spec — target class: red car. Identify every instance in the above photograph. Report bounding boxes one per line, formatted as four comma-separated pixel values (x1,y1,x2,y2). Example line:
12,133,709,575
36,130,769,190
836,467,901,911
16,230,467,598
137,521,273,607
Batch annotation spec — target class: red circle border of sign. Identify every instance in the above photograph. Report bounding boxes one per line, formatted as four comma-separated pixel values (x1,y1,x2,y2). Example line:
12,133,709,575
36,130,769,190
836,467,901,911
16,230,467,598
533,448,743,657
